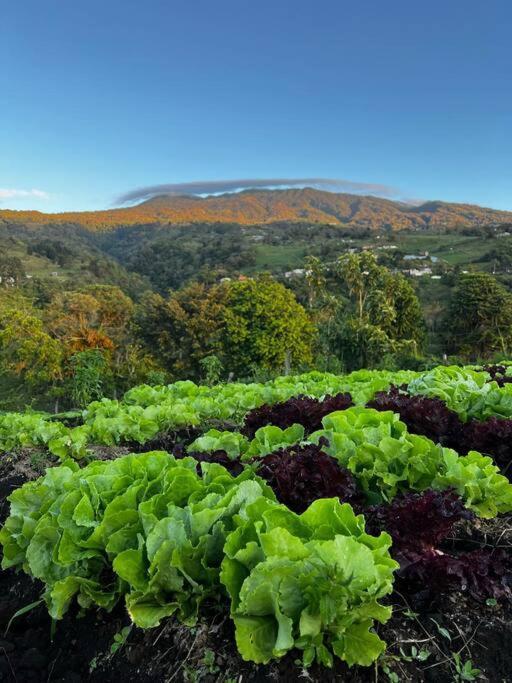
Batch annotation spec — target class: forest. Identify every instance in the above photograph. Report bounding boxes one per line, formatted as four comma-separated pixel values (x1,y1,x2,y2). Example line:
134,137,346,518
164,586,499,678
2,215,512,411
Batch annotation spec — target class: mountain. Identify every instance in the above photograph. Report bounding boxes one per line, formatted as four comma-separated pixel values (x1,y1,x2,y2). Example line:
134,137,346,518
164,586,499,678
1,188,512,232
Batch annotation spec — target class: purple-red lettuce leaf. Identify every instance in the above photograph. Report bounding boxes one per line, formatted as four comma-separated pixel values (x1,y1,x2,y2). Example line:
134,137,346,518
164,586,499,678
367,387,462,446
252,442,361,513
365,489,512,602
242,393,353,438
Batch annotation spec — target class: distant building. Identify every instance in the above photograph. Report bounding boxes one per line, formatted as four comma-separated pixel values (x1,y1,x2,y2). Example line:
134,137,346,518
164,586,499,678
404,267,432,277
404,252,429,261
284,268,306,278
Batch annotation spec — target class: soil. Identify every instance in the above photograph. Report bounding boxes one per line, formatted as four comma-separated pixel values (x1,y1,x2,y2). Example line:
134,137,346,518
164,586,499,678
0,450,511,683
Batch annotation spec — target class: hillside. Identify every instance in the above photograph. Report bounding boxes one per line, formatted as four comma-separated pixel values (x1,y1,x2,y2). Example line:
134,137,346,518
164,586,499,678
0,230,150,298
2,188,512,231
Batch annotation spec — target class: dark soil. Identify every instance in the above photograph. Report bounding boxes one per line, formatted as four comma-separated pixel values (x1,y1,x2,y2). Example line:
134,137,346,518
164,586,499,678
0,451,511,682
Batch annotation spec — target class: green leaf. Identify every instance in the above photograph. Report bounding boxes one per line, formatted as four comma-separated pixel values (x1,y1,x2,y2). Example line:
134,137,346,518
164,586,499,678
4,599,43,634
332,621,386,667
126,593,179,629
233,615,278,664
113,548,149,593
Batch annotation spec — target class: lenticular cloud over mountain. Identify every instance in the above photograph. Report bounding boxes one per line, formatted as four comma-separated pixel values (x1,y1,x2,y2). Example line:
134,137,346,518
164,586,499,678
115,177,405,205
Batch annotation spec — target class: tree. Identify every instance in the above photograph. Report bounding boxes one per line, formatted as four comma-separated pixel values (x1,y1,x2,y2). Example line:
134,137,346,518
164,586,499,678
45,292,114,353
476,243,512,271
44,286,159,398
78,285,137,380
134,277,315,380
369,269,424,345
127,225,256,292
28,239,75,267
0,255,25,286
0,293,63,408
337,252,379,322
134,284,227,379
304,255,327,309
321,253,425,370
0,308,63,388
327,317,394,369
80,284,134,332
221,275,315,376
444,272,512,358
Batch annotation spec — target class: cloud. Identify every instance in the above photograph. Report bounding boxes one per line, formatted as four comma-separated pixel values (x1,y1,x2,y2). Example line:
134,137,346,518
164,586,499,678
115,178,410,206
0,188,49,202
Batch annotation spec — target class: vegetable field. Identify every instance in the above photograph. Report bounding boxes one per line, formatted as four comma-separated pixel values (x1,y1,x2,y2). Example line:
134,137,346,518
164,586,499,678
0,364,511,682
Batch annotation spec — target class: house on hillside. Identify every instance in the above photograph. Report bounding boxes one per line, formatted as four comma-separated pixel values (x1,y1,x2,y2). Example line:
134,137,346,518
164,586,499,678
284,269,306,278
404,251,429,261
404,267,432,277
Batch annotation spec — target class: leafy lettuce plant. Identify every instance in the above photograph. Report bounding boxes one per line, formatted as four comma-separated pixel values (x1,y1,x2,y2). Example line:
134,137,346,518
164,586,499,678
221,497,398,668
0,412,67,452
365,489,512,602
241,393,353,438
47,424,92,460
0,452,275,627
459,417,512,479
1,451,399,670
252,443,361,513
368,389,512,478
186,429,249,460
310,407,512,515
187,424,307,462
0,368,425,460
367,387,462,446
407,365,512,421
243,424,305,459
175,446,245,476
187,407,512,516
482,363,512,386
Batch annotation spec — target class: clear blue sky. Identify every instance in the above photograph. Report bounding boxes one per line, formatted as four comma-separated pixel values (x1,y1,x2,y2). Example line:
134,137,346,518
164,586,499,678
1,0,511,212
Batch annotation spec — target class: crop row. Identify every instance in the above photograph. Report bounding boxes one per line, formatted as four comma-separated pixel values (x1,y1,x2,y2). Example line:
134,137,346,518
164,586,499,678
2,365,512,462
2,402,511,669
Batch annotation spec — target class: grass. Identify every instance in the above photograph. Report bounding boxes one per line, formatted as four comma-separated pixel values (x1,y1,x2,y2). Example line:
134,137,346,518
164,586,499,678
391,232,506,265
251,244,306,270
0,236,77,281
247,232,507,273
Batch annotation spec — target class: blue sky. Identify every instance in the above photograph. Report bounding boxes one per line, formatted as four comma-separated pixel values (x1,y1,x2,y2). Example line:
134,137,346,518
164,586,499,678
1,0,511,212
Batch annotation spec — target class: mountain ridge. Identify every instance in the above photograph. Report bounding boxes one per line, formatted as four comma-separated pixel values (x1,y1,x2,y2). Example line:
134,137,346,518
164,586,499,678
1,188,512,232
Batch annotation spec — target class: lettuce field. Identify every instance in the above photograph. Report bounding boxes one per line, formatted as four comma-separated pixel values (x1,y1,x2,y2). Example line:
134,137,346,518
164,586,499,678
0,364,511,682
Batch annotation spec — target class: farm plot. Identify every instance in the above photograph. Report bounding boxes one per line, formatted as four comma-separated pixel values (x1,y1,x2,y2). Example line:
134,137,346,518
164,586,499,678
0,365,511,682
